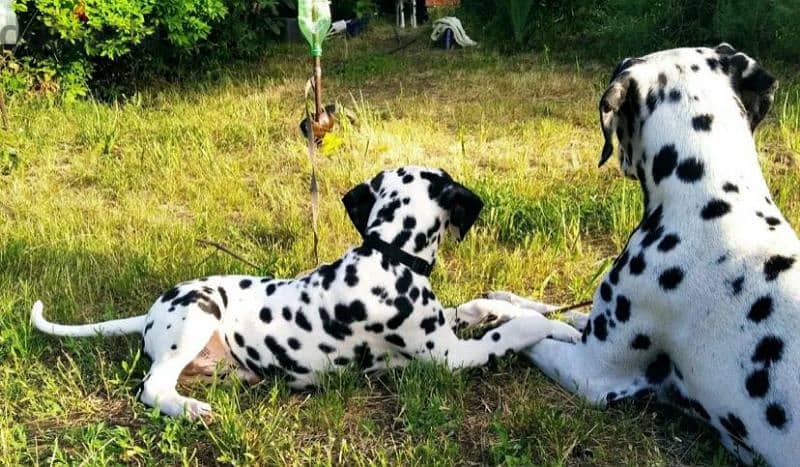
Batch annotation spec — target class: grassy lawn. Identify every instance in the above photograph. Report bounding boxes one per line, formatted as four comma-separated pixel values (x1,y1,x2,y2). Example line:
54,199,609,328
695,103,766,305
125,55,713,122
1,24,798,465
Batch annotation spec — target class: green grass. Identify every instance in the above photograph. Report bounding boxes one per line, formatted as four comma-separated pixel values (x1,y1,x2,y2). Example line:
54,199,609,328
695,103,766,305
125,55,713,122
1,24,798,465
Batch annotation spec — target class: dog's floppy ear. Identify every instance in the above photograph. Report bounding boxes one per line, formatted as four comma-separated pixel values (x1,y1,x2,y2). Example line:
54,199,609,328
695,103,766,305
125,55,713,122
342,183,376,237
598,59,639,167
440,182,484,241
718,44,778,131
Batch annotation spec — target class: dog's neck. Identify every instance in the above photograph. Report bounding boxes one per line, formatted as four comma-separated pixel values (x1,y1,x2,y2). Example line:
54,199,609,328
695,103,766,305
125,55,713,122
637,100,771,215
363,215,445,267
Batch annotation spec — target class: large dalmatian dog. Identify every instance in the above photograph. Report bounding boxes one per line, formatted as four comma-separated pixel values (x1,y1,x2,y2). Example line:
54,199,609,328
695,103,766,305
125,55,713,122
31,166,578,419
462,44,799,465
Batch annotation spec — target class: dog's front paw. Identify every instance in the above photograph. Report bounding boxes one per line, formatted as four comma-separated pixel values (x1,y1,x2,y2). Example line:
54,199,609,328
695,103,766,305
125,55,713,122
182,398,213,421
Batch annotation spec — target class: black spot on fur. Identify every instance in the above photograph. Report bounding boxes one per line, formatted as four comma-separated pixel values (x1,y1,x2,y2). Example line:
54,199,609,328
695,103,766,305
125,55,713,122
295,310,312,332
266,283,276,296
645,353,672,384
318,343,335,353
197,299,221,319
264,335,309,374
300,292,311,304
161,287,180,302
365,322,384,333
144,321,154,333
764,255,795,281
600,282,613,302
652,145,678,184
334,300,367,324
353,342,375,370
706,57,719,71
723,182,739,193
676,158,704,182
233,332,245,347
239,279,252,289
766,403,787,429
659,267,684,290
765,217,781,227
691,64,700,71
246,346,260,360
615,295,631,322
391,230,412,248
668,89,681,102
385,334,406,347
216,287,228,307
691,401,711,420
387,296,414,329
318,259,343,290
318,307,353,341
334,357,350,366
609,250,630,285
629,252,646,275
426,341,434,350
491,332,501,342
420,316,438,334
259,307,272,323
287,338,301,350
745,369,770,398
414,233,428,252
692,114,713,131
646,90,658,113
657,234,680,252
344,265,359,287
720,413,748,440
730,276,745,295
701,199,731,219
395,269,412,295
593,315,608,341
282,307,292,321
752,335,784,367
631,334,651,350
581,319,592,343
748,296,773,323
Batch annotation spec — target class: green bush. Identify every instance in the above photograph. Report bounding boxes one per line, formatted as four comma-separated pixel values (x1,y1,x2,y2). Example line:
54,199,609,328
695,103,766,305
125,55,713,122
6,0,292,100
459,0,800,62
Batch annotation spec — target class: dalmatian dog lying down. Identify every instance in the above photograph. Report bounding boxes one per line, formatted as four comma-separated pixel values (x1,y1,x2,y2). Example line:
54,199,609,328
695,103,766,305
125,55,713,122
459,44,799,465
31,166,578,419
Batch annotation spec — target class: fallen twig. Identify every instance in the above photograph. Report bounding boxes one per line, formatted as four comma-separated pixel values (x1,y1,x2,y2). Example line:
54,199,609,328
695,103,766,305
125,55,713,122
195,239,260,270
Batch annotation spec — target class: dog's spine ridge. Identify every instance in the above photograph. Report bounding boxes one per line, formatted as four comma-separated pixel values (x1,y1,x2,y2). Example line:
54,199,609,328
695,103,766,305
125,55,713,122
30,301,146,337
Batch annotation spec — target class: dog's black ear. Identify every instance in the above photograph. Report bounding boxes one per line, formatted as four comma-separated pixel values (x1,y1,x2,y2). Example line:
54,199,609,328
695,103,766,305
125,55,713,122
598,60,638,167
721,46,778,131
342,183,376,237
440,182,484,241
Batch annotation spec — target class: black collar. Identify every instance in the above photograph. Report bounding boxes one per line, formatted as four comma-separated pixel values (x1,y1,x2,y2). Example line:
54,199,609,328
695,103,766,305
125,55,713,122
363,235,435,277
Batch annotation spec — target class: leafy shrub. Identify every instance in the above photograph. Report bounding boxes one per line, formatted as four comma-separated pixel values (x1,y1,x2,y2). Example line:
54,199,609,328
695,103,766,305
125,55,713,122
460,0,800,62
6,0,292,99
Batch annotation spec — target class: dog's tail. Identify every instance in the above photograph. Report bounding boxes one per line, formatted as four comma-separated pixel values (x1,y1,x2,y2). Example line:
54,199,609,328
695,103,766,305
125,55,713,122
30,301,146,337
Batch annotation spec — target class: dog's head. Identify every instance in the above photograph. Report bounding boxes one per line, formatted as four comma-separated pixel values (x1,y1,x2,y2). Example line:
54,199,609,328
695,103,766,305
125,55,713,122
342,166,484,262
598,44,777,179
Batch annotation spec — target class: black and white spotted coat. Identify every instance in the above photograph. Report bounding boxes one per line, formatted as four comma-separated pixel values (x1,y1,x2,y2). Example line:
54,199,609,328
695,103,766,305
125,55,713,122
31,166,578,419
465,44,799,466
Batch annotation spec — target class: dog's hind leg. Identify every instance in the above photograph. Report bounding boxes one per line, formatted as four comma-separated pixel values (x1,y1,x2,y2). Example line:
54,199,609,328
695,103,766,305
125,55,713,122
526,338,645,405
139,310,220,419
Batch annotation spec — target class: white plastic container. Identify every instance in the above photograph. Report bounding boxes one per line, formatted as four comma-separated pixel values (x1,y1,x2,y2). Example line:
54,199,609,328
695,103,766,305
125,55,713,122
0,0,18,46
